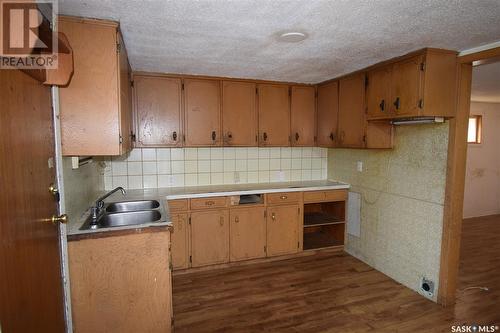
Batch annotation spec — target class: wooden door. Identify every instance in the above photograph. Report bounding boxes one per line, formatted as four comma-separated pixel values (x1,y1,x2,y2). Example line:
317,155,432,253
391,55,424,117
230,207,266,261
184,79,221,146
258,84,290,146
222,81,258,146
366,66,393,119
59,17,121,156
291,86,316,146
190,210,229,267
338,73,366,148
316,81,339,147
171,213,189,269
134,75,182,147
118,31,133,153
266,205,299,257
0,70,65,332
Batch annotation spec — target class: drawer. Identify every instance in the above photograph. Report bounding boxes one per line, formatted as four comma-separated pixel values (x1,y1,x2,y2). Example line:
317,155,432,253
303,190,347,203
168,199,188,212
190,196,228,210
267,192,301,205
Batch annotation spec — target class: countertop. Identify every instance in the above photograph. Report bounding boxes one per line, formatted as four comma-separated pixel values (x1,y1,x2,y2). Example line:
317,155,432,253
67,180,349,237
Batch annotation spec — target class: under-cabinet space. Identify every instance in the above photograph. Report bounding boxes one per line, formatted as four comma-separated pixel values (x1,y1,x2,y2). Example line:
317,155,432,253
303,224,345,250
303,201,345,227
230,194,264,206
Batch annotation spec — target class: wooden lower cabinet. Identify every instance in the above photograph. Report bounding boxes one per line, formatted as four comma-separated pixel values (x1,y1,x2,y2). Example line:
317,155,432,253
190,210,230,267
171,213,189,270
266,205,300,257
230,207,267,261
68,230,172,333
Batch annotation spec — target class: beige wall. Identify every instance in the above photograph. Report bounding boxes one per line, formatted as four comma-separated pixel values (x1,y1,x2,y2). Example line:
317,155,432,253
328,124,449,301
62,157,104,221
463,102,500,218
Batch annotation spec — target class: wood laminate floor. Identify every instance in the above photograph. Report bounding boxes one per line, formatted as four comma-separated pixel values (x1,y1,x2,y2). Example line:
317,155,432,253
173,215,500,332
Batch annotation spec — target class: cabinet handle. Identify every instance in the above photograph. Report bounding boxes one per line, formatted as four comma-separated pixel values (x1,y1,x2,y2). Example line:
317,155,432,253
393,97,400,110
271,213,276,221
205,200,215,206
263,132,268,141
227,132,233,139
329,132,334,141
130,131,136,142
172,131,177,141
295,132,299,141
280,195,287,200
235,216,239,223
379,99,385,111
211,131,217,141
220,216,224,226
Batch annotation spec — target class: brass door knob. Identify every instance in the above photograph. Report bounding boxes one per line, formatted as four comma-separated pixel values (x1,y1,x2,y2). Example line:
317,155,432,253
51,214,68,224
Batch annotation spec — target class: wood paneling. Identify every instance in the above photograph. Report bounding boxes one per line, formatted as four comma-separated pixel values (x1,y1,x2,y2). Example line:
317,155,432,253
184,78,221,146
266,205,299,256
338,73,366,148
229,207,267,261
258,84,290,146
222,81,258,146
291,86,316,146
391,55,423,117
68,231,172,333
316,81,339,147
0,70,65,332
59,17,124,156
172,213,189,270
134,75,182,146
190,210,230,267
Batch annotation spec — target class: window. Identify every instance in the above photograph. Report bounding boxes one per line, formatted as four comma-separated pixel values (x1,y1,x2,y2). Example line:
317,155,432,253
467,115,482,144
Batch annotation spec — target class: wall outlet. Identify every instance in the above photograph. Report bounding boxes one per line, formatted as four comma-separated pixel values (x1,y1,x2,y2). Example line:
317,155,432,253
356,161,363,172
420,277,435,298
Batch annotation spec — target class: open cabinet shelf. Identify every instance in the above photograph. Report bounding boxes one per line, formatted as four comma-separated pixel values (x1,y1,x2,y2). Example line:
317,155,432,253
304,212,344,227
303,199,346,251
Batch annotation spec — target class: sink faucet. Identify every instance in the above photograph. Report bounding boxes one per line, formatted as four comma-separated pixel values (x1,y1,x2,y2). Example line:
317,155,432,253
90,187,126,224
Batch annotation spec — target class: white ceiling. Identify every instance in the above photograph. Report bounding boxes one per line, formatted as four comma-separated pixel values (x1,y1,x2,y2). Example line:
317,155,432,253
471,62,500,103
59,0,500,84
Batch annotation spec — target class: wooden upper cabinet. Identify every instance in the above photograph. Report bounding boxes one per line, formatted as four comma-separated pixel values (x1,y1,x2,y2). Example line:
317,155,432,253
222,81,257,146
133,75,182,147
338,73,366,148
316,81,339,147
258,84,290,146
290,86,316,146
184,79,221,146
59,17,132,156
190,210,229,267
391,55,423,117
366,66,393,119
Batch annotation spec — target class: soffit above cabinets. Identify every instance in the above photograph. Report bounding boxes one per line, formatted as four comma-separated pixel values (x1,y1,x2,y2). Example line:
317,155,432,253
59,0,500,84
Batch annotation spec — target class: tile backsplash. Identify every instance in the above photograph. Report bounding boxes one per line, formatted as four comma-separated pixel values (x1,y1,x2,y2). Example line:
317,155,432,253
103,147,328,190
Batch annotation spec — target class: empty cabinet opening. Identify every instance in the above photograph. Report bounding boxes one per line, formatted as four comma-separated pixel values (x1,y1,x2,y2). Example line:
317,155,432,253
303,200,346,250
230,194,263,206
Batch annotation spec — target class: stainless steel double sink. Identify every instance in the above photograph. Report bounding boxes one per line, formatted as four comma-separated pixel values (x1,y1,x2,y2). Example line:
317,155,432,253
80,200,163,230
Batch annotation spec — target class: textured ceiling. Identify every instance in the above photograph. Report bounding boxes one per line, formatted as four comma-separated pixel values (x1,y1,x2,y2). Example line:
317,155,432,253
471,62,500,103
59,0,500,84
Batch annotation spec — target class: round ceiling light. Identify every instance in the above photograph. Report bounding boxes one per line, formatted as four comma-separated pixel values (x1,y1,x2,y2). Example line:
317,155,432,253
278,31,308,43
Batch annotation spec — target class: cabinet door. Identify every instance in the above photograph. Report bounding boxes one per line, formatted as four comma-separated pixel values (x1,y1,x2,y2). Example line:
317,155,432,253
316,81,339,147
258,84,290,146
391,55,424,117
222,81,258,146
171,213,189,270
230,207,266,261
118,31,133,154
366,66,392,119
134,76,182,147
59,18,121,156
184,79,221,146
190,210,229,267
338,74,366,148
266,205,299,257
291,86,316,146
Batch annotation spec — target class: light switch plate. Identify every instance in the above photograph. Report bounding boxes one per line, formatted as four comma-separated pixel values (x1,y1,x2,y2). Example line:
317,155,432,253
356,161,363,172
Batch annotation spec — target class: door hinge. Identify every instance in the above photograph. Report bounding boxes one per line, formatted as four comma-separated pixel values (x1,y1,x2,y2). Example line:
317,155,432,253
130,132,136,142
420,62,425,71
189,255,192,263
116,43,121,53
264,245,267,252
365,75,369,87
418,99,424,109
256,87,258,94
298,207,300,214
297,241,300,249
255,135,258,143
119,135,123,144
362,135,366,142
130,80,134,88
288,87,292,97
182,83,185,90
171,318,174,328
183,134,186,142
188,217,191,225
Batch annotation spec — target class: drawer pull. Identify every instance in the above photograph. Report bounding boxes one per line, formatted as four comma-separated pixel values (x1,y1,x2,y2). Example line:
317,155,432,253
280,195,287,200
219,216,224,226
234,216,239,223
271,213,276,221
206,201,215,206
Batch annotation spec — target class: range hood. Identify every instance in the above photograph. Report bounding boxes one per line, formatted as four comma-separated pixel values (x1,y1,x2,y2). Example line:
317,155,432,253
391,117,445,125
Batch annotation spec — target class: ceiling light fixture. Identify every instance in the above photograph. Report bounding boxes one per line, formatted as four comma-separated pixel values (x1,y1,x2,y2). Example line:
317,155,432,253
278,31,308,43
